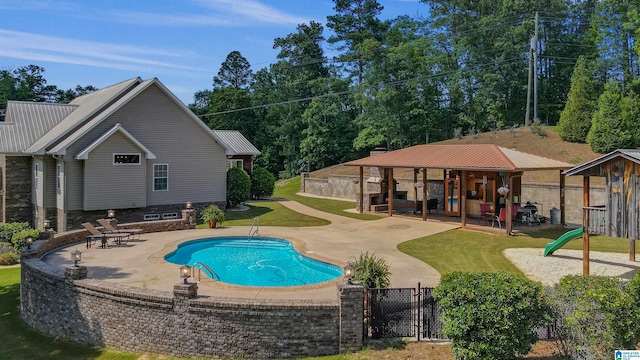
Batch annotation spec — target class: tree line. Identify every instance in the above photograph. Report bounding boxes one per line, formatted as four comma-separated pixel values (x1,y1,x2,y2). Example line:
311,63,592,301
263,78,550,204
3,1,640,178
191,0,640,178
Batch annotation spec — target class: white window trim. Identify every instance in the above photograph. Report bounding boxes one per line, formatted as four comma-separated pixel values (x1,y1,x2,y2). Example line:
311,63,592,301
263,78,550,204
227,159,243,171
113,153,141,165
33,162,40,202
56,163,63,195
153,163,169,191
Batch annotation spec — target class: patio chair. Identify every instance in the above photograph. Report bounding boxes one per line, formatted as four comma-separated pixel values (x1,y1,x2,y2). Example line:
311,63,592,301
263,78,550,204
492,205,520,229
82,222,130,247
478,203,494,225
97,218,143,241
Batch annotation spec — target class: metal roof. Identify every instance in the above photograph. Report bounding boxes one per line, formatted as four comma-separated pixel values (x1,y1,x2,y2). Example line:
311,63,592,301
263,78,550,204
24,77,142,154
345,144,573,171
211,130,260,156
0,101,76,153
564,148,640,176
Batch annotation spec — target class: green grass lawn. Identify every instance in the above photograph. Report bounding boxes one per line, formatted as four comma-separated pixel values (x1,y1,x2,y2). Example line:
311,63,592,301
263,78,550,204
0,267,147,360
195,200,330,228
273,177,382,221
398,227,639,275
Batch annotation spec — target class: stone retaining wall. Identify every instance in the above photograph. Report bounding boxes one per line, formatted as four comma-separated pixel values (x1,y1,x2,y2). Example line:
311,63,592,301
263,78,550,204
20,212,365,359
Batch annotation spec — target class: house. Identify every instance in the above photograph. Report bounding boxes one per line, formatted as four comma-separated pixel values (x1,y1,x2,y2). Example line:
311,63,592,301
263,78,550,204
211,130,261,174
0,77,242,231
564,148,640,274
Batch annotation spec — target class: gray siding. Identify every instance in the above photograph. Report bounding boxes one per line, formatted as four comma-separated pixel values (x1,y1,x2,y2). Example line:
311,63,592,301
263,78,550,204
43,157,57,213
32,159,43,207
83,132,146,210
63,83,226,210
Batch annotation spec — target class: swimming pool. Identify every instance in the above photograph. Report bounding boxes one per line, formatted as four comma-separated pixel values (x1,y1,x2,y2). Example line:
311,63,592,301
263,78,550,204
164,237,343,287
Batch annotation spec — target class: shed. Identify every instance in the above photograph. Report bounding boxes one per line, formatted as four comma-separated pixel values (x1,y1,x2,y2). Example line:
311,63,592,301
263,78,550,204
564,149,640,274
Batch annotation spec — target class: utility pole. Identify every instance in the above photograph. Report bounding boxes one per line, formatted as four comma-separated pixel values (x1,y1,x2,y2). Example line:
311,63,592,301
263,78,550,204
525,37,534,126
533,11,539,122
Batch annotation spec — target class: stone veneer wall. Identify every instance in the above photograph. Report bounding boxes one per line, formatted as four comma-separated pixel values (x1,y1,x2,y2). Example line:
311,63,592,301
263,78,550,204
20,211,365,359
37,210,196,255
4,156,32,225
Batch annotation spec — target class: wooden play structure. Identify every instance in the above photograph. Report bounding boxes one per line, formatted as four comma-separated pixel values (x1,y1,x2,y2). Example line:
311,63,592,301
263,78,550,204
564,149,640,274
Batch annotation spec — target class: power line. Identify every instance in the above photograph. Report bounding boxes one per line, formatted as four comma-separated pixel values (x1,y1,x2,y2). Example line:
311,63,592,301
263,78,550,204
200,58,523,118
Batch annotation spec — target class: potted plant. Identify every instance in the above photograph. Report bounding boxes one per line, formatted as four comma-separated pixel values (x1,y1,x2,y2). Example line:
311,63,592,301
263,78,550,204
200,205,225,228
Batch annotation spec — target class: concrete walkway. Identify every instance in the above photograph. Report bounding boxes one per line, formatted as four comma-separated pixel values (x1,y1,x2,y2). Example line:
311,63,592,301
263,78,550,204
42,199,459,301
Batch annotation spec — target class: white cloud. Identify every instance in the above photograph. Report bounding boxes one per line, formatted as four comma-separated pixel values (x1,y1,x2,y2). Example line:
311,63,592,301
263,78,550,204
112,0,311,28
0,29,209,74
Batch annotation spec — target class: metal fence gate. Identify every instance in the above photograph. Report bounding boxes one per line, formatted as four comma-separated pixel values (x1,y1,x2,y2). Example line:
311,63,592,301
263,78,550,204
366,283,446,340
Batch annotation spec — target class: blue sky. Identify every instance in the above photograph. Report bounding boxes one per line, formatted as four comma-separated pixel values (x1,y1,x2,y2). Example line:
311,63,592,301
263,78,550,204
0,0,427,105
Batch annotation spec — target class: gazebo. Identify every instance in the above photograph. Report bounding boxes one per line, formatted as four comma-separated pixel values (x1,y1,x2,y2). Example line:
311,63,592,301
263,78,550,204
563,149,640,274
345,144,574,235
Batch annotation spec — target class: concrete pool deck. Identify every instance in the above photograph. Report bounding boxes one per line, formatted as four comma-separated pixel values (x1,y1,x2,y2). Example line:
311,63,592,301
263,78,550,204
42,199,459,301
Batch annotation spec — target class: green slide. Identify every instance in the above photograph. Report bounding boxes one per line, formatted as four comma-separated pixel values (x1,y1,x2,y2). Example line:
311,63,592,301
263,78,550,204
543,228,584,256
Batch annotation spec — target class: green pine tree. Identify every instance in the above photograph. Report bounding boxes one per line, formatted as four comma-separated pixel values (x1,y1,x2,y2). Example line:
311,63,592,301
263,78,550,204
558,56,597,143
587,81,634,153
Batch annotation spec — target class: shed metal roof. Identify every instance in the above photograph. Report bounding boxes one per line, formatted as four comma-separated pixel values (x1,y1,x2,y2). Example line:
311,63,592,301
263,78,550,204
211,130,260,156
564,149,640,176
345,144,573,171
0,101,76,153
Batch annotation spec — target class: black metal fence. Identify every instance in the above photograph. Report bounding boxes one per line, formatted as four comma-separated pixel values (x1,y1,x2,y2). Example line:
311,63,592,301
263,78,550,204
366,283,445,341
366,283,556,341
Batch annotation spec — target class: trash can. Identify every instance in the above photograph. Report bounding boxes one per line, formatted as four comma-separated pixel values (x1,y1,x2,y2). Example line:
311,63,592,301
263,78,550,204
550,207,561,224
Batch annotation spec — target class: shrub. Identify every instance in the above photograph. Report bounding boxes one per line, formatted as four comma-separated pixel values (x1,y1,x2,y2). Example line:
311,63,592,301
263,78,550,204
0,252,19,265
530,119,547,137
251,167,275,200
433,272,549,360
351,252,391,288
547,274,640,359
0,222,29,243
11,229,40,254
227,167,251,207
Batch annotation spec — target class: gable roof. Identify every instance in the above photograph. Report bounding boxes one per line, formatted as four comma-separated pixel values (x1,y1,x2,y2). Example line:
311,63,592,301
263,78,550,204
0,101,77,154
7,77,229,157
74,123,156,160
24,77,142,155
211,130,260,156
345,144,573,171
564,149,640,176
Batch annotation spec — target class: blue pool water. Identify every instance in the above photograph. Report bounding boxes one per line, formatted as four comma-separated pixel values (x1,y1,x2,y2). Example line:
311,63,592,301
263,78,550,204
164,237,343,287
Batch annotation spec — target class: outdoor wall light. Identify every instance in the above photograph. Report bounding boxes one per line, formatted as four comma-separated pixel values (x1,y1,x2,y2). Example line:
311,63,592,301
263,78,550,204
107,209,115,219
25,235,33,249
343,263,355,284
71,249,82,267
186,202,192,209
43,219,50,230
180,264,191,284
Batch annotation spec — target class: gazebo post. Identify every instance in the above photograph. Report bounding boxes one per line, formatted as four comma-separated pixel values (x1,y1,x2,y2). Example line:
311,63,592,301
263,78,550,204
388,167,394,217
413,169,418,212
506,173,513,235
359,166,363,214
583,175,590,275
460,170,467,228
422,169,427,221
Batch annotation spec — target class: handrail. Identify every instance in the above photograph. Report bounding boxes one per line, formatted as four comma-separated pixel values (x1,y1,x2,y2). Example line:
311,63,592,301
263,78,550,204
583,206,607,235
248,216,259,237
192,261,220,281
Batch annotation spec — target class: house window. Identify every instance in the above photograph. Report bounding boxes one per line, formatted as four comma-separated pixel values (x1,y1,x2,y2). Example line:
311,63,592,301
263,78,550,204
56,164,62,194
34,163,40,195
153,164,168,191
227,159,243,171
114,153,140,165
